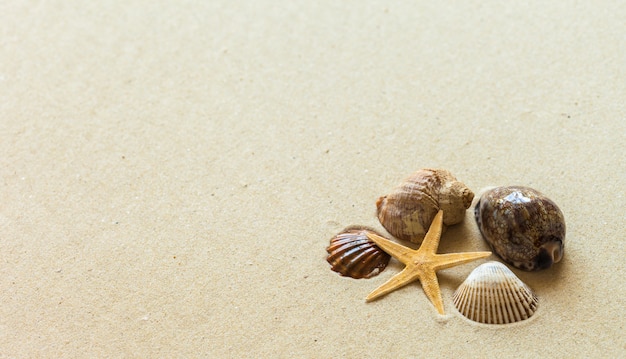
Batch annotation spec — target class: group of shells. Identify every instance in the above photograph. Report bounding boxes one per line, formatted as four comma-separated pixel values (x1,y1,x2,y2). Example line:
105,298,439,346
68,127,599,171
326,168,566,325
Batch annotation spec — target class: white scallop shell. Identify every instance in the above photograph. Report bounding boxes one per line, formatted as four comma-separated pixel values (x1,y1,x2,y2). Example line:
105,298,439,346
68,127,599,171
453,261,538,324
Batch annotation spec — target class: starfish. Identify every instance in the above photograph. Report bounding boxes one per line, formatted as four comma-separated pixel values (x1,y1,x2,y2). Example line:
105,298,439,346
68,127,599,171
366,210,491,314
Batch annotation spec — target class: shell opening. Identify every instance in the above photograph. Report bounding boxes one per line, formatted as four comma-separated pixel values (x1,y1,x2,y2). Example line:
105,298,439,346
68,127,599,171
542,240,563,263
535,240,563,270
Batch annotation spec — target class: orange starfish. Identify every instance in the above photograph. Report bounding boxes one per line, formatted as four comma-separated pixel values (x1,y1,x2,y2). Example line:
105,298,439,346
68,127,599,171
366,210,491,314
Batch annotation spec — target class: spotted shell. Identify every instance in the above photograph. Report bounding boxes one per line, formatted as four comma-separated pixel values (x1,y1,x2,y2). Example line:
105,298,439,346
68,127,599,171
453,261,538,324
376,169,474,243
474,186,565,271
326,227,391,279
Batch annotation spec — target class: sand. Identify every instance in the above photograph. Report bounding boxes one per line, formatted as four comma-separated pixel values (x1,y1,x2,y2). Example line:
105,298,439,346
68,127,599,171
1,1,624,357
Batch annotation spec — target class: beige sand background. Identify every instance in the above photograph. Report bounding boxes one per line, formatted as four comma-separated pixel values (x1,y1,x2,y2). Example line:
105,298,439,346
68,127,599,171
1,1,625,357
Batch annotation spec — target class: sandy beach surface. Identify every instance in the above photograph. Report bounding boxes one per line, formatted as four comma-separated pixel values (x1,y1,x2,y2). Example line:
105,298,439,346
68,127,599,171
1,1,624,357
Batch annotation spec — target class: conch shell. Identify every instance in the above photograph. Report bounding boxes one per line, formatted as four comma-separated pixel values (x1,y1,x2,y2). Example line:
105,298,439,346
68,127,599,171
453,261,538,324
376,169,474,243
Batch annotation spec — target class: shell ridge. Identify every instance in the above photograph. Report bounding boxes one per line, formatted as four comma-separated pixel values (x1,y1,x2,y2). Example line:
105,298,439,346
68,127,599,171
504,272,517,323
494,277,506,324
476,282,484,323
463,284,474,322
493,277,506,324
353,249,387,275
502,270,523,322
328,242,370,267
512,278,528,319
338,240,371,257
485,280,493,324
454,287,469,316
328,236,367,253
510,274,532,320
345,250,378,277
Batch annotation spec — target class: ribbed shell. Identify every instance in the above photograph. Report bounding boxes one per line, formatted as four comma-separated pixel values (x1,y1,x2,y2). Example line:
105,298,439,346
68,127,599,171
453,261,538,324
326,227,391,279
376,168,474,243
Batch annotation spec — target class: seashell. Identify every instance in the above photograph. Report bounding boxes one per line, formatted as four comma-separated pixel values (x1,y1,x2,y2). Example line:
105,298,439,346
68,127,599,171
453,261,538,324
474,186,565,271
326,226,391,279
376,168,474,243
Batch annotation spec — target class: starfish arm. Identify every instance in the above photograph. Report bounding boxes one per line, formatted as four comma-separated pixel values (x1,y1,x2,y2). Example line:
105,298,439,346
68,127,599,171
365,268,420,302
416,210,444,255
420,268,445,314
366,232,415,264
431,251,492,270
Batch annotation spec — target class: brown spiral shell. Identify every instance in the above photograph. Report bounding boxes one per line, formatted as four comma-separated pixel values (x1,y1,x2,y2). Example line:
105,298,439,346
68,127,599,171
376,169,474,243
474,186,565,271
326,227,391,279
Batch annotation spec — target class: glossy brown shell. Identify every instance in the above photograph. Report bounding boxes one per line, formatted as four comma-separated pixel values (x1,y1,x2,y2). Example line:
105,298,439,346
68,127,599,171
376,169,474,243
326,227,391,279
474,186,565,271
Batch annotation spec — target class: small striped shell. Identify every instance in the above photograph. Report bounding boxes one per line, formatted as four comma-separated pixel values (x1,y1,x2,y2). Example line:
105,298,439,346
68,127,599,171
326,227,391,279
453,261,538,324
